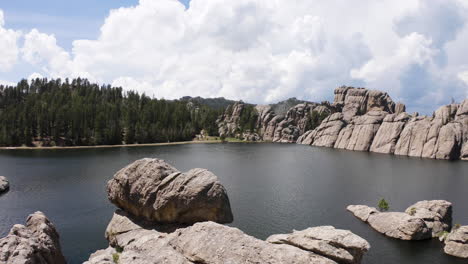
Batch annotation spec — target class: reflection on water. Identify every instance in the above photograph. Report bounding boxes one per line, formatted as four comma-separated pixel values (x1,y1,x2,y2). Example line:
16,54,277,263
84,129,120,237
0,143,467,264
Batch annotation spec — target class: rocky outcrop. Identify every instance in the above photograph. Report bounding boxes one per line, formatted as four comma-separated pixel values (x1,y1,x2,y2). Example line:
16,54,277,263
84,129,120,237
334,110,388,151
347,205,431,240
405,200,452,237
0,176,9,194
297,86,467,160
0,211,66,264
267,226,370,264
299,113,346,147
370,113,411,154
217,99,334,143
87,210,339,264
107,158,233,224
87,160,370,264
347,200,453,240
217,102,245,137
444,225,468,259
333,87,395,121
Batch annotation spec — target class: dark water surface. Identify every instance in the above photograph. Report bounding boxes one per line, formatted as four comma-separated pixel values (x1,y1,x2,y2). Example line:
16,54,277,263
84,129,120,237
1,143,467,264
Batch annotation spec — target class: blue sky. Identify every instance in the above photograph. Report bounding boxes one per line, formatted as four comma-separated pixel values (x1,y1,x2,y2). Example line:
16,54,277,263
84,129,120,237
1,0,189,50
0,0,467,113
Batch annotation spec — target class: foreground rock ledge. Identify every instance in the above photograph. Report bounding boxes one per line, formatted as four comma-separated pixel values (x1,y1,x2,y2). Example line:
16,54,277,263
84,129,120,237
107,158,233,224
0,176,9,194
0,211,66,264
444,225,468,258
347,200,452,240
86,210,370,264
267,226,370,264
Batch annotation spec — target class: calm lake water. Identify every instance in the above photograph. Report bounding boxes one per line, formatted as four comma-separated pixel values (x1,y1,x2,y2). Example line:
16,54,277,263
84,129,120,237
1,143,467,264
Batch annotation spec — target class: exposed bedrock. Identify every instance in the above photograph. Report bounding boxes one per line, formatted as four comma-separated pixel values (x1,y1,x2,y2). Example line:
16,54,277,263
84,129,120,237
0,212,66,264
298,87,467,160
107,158,233,224
267,226,370,264
86,209,371,264
217,100,334,143
87,159,370,264
347,200,452,240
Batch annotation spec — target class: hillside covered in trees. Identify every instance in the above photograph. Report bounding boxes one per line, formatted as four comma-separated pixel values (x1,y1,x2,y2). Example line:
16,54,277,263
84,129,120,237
0,78,222,147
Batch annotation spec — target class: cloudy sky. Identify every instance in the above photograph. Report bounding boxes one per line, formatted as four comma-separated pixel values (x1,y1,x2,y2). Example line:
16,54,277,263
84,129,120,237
1,0,468,114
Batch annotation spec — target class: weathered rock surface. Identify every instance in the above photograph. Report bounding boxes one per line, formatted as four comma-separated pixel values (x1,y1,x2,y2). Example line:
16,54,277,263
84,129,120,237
267,226,370,264
405,200,452,236
0,176,9,194
295,86,468,160
87,210,339,264
88,160,371,264
0,211,66,264
309,113,346,147
107,158,233,224
444,225,468,259
347,205,431,240
369,113,410,154
347,200,453,240
335,110,388,151
217,99,334,143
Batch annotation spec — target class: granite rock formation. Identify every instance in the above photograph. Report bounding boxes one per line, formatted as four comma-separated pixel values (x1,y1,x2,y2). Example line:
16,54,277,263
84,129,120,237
405,200,452,237
217,100,333,143
444,225,468,259
107,158,233,224
0,211,66,264
297,86,468,160
267,226,370,264
347,200,452,240
0,176,9,194
87,160,370,264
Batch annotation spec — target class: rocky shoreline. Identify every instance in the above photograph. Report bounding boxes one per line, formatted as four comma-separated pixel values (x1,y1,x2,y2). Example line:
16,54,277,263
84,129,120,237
217,86,468,161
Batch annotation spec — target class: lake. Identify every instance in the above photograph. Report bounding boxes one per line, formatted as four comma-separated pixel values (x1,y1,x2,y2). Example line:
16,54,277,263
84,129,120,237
1,143,467,264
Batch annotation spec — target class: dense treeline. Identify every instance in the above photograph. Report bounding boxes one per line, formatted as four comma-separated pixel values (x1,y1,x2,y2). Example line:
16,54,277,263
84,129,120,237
0,78,221,147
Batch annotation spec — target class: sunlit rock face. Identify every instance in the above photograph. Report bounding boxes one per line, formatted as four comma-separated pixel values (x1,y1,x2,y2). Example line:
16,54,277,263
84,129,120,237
107,158,234,224
0,212,66,264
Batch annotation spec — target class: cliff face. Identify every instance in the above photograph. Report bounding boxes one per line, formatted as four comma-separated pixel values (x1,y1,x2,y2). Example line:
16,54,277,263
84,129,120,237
216,86,467,160
298,87,468,161
217,100,334,143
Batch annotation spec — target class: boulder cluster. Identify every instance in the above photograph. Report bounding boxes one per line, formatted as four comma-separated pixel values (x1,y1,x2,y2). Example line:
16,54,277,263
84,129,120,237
298,87,468,160
347,200,468,259
87,158,371,264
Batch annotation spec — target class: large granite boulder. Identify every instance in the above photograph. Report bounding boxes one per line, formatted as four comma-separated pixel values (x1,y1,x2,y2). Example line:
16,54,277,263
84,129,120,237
347,205,431,240
0,211,66,264
444,225,468,259
0,176,9,194
267,226,370,264
86,210,339,264
405,200,452,236
107,158,233,224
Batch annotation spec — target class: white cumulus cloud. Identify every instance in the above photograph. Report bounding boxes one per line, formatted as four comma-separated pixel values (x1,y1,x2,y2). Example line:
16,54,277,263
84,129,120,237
0,0,466,113
0,10,21,72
